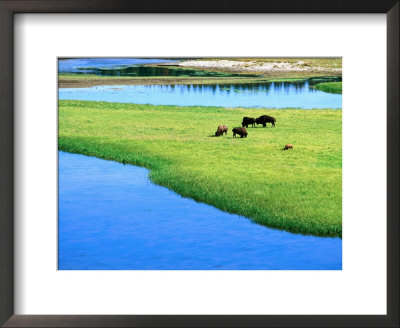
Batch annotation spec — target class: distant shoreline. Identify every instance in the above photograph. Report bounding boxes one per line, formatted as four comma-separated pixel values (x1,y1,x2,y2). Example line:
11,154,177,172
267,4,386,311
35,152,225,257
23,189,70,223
58,74,341,89
58,76,270,88
174,58,342,75
58,58,342,88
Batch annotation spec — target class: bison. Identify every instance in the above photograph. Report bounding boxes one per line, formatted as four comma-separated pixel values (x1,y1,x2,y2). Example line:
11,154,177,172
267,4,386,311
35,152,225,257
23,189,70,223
283,144,293,150
241,117,256,128
215,125,228,136
256,115,276,128
232,127,248,138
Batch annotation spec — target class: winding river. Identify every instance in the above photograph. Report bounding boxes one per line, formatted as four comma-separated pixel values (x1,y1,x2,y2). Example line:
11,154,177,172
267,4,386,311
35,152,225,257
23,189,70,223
59,151,342,270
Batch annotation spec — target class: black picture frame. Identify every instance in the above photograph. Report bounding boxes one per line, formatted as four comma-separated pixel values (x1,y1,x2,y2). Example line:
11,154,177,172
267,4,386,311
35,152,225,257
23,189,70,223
0,1,398,327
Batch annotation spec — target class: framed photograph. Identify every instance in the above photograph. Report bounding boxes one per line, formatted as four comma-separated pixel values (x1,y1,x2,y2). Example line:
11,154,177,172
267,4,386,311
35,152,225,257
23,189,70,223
1,1,398,327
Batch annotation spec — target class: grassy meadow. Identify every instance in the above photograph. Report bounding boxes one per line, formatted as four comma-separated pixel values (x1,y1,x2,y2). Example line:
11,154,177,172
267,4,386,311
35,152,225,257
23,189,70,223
59,100,342,237
313,82,342,94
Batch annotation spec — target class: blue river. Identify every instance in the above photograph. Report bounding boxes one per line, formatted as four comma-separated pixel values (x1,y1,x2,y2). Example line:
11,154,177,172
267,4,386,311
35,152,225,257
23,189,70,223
58,151,342,270
59,82,341,109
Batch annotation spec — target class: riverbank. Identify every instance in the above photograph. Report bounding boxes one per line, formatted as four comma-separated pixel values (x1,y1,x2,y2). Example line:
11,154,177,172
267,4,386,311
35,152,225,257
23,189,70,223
160,57,342,76
58,74,342,90
59,151,342,270
59,100,342,237
312,82,342,94
58,75,273,88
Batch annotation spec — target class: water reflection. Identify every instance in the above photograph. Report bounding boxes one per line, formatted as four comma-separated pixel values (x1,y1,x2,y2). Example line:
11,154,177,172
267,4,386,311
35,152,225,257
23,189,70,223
58,58,175,73
59,79,342,109
76,65,259,78
58,58,259,77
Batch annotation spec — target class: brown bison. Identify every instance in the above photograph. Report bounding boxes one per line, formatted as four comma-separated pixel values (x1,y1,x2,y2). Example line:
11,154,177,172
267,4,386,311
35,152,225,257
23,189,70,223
232,127,248,138
256,115,276,127
241,117,256,128
215,125,228,136
283,144,293,150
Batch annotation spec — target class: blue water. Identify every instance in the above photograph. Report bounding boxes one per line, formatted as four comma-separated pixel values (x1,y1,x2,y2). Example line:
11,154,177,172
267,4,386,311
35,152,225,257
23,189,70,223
59,82,342,109
58,151,342,270
58,58,175,73
59,58,251,77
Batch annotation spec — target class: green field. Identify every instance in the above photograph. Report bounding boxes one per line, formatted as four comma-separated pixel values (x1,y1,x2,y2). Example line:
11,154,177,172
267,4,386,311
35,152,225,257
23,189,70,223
313,82,342,94
59,100,342,237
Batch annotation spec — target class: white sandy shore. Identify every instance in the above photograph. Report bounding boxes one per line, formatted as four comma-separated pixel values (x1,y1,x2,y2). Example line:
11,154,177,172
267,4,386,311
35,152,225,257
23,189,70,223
177,60,342,73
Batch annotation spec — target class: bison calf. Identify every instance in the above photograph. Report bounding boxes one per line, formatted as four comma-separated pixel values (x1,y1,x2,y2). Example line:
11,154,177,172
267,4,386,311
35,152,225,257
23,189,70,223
215,125,228,136
241,117,256,128
283,144,293,150
256,115,276,127
232,127,248,138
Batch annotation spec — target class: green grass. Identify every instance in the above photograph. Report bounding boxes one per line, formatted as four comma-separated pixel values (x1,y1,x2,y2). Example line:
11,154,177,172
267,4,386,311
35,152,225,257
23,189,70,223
312,82,342,94
59,100,342,237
